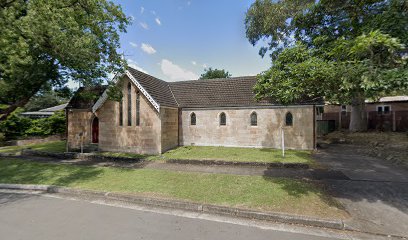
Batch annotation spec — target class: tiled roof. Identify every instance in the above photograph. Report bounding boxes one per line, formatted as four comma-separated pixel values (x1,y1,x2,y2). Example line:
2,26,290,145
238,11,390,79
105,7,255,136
128,68,321,108
66,85,107,109
168,76,273,108
127,68,178,107
71,68,322,110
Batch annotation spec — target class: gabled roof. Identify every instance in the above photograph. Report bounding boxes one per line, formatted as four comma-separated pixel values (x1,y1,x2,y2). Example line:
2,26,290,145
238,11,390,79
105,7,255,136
76,68,321,112
66,85,107,109
127,68,178,107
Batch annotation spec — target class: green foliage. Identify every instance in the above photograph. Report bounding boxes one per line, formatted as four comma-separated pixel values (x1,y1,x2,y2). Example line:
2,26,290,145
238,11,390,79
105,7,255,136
200,67,232,79
255,32,407,105
25,111,66,136
0,132,5,143
254,43,339,104
0,109,32,139
0,0,130,119
0,110,66,140
245,0,314,59
246,0,407,116
25,90,69,111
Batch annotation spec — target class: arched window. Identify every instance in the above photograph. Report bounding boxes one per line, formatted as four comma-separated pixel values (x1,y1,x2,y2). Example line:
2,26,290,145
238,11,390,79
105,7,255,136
127,83,132,126
219,112,226,126
119,99,123,126
285,112,293,126
136,91,140,126
250,112,257,126
190,112,196,125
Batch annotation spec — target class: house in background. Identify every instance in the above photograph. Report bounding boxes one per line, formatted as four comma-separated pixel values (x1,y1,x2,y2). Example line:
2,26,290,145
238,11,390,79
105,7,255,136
65,68,321,154
321,96,408,132
21,103,68,119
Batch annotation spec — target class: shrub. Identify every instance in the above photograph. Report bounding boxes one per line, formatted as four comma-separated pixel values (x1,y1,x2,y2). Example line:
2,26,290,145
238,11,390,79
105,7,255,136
0,110,32,139
25,111,66,136
0,110,66,140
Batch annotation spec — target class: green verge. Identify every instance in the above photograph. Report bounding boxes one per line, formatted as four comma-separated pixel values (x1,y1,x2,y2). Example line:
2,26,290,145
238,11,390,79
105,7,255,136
0,159,346,219
158,146,314,164
0,141,66,155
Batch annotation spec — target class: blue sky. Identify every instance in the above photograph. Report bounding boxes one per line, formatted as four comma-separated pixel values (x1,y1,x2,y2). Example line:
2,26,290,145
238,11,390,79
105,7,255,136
111,0,271,82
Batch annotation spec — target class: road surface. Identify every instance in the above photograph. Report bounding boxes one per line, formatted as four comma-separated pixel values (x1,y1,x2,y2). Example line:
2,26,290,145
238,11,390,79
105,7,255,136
0,191,347,240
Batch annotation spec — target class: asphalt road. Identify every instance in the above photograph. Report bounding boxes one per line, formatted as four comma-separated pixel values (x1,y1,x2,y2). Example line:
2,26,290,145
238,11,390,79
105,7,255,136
0,191,344,240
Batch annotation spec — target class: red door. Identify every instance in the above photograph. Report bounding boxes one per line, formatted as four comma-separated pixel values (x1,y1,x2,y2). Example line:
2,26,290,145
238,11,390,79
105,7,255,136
92,117,99,143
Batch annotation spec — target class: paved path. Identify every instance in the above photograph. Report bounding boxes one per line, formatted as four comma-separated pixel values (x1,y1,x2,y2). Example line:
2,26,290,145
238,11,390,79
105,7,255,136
0,191,345,240
314,144,408,238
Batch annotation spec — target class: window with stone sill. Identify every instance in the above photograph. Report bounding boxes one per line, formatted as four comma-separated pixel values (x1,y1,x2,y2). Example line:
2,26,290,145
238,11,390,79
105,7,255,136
219,112,226,126
191,112,196,125
250,112,257,126
285,112,293,126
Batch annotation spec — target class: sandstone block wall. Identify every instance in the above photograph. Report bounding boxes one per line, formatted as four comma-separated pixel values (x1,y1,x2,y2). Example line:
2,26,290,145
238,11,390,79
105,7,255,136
160,107,179,153
180,106,315,150
96,77,162,155
67,110,94,150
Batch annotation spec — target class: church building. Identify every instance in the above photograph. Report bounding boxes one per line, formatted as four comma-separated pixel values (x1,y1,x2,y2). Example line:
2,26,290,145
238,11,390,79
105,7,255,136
66,67,318,154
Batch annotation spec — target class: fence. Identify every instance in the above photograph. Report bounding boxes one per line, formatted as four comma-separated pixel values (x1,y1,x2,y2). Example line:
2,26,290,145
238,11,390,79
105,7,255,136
321,111,408,132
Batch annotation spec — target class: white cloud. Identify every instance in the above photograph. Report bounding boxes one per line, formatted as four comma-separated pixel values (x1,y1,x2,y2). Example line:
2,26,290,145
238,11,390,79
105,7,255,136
155,18,161,26
191,61,197,65
151,10,156,15
160,59,198,81
139,22,149,30
140,7,145,14
141,43,156,54
129,42,138,48
127,59,148,74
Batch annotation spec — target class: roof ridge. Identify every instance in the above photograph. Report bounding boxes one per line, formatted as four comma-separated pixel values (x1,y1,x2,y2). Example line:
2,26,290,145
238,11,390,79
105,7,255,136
169,76,257,85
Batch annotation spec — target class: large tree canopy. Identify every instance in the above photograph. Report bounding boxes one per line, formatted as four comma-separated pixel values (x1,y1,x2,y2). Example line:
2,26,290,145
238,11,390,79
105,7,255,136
0,0,130,121
246,0,408,131
200,67,232,79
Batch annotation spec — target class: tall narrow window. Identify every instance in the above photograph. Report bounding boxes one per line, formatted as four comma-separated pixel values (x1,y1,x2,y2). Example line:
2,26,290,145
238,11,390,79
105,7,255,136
136,91,140,126
127,83,132,126
250,112,257,126
191,112,196,125
285,112,293,126
219,112,226,126
119,99,123,126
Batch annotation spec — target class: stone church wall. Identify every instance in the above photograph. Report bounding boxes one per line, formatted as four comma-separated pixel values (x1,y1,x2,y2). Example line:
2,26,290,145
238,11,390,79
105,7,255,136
180,106,315,150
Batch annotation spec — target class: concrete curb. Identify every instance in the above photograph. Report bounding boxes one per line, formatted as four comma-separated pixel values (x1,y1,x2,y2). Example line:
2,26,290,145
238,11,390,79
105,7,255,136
0,183,343,230
166,159,310,169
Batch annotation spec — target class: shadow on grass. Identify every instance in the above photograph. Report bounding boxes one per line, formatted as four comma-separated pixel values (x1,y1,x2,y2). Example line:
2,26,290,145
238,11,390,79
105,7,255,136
261,175,346,211
0,159,103,187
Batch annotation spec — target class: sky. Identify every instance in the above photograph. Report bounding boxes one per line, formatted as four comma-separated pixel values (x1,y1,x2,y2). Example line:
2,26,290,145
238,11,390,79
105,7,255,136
70,0,271,88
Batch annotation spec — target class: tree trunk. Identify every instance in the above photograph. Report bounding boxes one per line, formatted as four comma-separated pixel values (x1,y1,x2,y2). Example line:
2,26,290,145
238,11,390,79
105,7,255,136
0,97,32,122
349,95,367,132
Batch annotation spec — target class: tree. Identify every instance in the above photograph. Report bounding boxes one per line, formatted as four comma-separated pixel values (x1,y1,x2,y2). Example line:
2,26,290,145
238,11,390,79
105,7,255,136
0,0,130,121
246,0,408,131
24,88,72,111
200,68,232,79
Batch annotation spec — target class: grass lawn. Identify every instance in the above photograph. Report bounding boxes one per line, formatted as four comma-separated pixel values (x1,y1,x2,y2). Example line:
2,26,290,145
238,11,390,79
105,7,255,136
0,141,66,155
0,158,346,219
158,146,314,164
